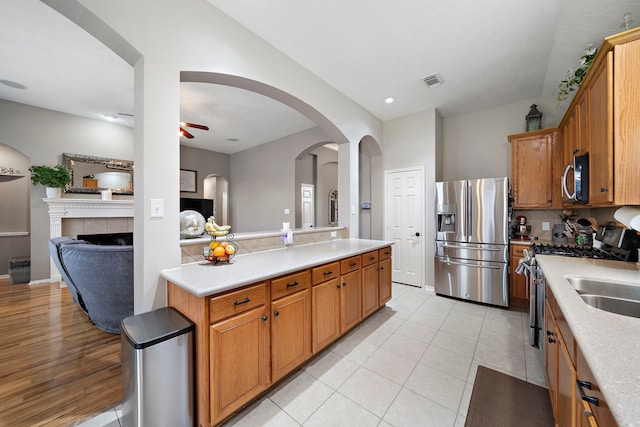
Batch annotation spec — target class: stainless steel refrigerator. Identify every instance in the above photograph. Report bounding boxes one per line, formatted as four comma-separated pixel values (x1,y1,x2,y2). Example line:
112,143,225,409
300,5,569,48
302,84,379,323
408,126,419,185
434,177,509,307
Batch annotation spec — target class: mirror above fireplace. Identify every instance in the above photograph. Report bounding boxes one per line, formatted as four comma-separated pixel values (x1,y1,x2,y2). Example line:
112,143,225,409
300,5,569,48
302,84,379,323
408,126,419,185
62,153,134,195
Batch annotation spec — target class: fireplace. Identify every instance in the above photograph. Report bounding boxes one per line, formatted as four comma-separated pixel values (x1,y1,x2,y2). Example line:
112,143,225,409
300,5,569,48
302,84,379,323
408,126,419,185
44,198,134,281
78,232,133,245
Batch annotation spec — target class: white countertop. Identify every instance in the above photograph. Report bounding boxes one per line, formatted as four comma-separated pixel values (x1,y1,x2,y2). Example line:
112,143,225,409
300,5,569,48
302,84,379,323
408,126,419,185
535,255,640,427
163,239,393,297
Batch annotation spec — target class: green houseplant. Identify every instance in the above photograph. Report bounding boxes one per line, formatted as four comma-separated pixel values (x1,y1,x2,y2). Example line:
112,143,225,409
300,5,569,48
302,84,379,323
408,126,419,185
29,164,71,198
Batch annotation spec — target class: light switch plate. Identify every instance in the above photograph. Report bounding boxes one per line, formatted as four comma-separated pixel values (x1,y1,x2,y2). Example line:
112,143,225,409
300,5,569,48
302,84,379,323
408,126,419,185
542,221,550,231
150,198,164,218
284,208,290,215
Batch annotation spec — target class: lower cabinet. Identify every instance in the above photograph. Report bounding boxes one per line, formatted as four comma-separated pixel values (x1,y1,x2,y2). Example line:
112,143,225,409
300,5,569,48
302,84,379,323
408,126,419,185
545,284,615,427
362,251,380,318
311,277,341,353
509,245,529,307
340,268,362,333
168,246,392,427
210,305,270,424
378,247,392,307
271,288,311,383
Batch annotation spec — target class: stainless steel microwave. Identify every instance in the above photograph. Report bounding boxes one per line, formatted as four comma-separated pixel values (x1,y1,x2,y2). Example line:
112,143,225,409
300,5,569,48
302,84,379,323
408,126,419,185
562,153,589,203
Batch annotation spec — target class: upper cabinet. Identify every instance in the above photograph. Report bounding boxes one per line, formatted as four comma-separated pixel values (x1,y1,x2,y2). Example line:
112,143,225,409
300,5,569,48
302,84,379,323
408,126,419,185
509,129,557,209
558,29,640,207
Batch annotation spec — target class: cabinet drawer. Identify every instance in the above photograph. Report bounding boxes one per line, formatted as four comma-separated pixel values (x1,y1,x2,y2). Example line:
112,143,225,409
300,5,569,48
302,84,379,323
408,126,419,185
209,282,267,324
341,255,361,274
510,245,527,257
312,262,340,285
271,269,310,301
361,250,378,267
379,246,392,260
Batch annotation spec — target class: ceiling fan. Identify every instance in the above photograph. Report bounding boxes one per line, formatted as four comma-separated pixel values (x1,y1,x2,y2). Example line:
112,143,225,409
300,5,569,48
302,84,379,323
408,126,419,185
180,121,209,139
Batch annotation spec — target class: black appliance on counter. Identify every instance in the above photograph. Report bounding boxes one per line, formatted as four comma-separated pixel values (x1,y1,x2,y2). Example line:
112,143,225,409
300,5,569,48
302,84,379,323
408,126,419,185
522,225,638,349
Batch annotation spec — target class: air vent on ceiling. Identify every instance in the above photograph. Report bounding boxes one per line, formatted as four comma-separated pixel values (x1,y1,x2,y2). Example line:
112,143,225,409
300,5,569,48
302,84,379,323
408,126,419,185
423,73,444,88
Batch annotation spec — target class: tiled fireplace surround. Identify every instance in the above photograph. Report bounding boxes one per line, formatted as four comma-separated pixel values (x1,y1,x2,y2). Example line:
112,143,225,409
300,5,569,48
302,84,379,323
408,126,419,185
44,198,347,281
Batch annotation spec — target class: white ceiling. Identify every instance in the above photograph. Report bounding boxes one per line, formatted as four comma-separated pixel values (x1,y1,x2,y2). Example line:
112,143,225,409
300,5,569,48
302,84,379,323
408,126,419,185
2,0,640,154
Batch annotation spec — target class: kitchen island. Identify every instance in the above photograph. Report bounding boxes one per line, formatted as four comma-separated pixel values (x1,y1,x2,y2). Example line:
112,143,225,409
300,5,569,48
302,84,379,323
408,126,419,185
162,239,393,426
536,255,640,426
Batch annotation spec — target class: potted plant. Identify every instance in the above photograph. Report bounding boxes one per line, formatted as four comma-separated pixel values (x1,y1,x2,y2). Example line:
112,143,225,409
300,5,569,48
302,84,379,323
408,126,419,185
29,164,71,198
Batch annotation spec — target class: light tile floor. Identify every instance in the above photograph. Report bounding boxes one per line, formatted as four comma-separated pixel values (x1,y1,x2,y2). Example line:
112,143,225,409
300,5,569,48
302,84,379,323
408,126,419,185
78,283,546,427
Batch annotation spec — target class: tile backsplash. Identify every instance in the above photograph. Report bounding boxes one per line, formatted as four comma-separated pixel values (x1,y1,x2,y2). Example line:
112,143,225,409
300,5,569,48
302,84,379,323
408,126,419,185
512,207,620,242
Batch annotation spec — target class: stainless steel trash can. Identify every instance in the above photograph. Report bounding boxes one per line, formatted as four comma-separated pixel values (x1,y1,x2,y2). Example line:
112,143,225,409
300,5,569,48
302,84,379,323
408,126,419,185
121,307,194,427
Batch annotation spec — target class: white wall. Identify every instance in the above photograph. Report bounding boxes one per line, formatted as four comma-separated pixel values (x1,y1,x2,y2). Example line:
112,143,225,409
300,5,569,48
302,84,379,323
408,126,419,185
231,127,333,232
442,96,565,181
382,108,442,287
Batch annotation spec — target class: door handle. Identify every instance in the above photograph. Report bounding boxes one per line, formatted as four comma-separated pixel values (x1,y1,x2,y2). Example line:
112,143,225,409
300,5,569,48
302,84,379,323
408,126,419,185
412,232,420,237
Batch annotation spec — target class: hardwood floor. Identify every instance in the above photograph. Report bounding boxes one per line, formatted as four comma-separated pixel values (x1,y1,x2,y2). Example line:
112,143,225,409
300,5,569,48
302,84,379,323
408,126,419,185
0,278,121,426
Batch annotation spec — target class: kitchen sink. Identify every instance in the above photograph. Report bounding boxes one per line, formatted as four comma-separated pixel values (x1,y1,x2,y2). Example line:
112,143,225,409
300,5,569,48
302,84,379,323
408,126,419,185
565,276,640,318
579,294,640,318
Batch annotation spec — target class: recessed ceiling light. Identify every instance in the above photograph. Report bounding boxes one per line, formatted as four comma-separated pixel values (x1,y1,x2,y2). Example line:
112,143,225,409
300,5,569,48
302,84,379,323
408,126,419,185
227,138,239,142
384,96,396,104
0,79,27,90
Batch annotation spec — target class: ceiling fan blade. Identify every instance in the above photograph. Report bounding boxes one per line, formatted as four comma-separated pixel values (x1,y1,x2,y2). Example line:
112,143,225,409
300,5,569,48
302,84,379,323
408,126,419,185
180,127,194,139
181,122,209,131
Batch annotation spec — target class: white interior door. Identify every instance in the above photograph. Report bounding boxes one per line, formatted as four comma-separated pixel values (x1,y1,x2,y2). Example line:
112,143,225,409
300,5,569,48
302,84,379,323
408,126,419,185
385,168,424,287
301,184,314,228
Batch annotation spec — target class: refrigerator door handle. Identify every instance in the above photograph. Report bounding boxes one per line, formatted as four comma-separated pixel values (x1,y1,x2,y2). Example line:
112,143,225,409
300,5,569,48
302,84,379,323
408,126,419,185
440,243,500,251
439,259,501,269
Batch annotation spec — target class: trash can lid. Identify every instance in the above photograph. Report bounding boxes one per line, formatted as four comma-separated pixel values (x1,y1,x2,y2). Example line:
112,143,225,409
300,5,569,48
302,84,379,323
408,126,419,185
121,307,194,350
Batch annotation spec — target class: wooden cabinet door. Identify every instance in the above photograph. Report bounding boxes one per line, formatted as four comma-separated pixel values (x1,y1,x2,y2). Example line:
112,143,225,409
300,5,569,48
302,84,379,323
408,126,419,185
378,257,392,306
557,334,577,427
510,131,554,208
589,52,614,206
311,278,341,354
210,305,270,425
361,263,379,318
577,93,590,156
545,299,558,419
340,269,362,333
271,289,311,382
509,245,528,307
614,38,640,206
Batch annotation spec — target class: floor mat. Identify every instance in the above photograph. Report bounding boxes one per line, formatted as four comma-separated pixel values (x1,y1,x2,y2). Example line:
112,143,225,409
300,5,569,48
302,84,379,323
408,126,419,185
465,365,554,427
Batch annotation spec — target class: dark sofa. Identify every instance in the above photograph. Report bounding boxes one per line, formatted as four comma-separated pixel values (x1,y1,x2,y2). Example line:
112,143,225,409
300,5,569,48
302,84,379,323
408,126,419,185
49,236,134,334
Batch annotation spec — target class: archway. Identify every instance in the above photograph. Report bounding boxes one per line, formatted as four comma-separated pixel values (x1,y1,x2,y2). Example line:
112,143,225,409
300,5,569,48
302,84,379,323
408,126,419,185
0,143,31,278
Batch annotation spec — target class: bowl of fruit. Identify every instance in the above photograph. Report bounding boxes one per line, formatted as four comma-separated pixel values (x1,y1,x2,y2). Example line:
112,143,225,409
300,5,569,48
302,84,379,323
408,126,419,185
205,240,237,264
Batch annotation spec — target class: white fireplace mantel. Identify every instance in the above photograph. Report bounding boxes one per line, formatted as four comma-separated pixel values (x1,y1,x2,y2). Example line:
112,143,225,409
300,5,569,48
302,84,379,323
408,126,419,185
44,197,134,281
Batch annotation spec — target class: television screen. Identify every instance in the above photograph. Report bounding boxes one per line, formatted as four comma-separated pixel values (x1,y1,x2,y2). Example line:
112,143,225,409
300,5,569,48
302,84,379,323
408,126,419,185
180,198,214,220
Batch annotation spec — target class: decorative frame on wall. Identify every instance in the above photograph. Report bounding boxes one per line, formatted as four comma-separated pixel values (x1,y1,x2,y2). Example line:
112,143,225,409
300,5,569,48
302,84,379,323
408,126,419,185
180,169,197,193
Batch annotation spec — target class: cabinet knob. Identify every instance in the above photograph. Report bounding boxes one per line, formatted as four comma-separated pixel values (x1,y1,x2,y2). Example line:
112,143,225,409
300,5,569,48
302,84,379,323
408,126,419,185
600,187,608,192
336,284,341,289
548,337,556,344
261,315,268,321
577,380,599,406
274,311,279,317
546,330,553,336
342,282,347,287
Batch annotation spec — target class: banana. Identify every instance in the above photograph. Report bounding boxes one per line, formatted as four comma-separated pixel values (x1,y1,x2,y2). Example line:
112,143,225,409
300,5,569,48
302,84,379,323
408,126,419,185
209,218,231,231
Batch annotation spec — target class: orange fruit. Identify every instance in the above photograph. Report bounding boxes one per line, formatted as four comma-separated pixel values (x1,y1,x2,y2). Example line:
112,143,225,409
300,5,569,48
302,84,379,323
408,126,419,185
225,245,236,255
220,242,228,248
213,246,226,257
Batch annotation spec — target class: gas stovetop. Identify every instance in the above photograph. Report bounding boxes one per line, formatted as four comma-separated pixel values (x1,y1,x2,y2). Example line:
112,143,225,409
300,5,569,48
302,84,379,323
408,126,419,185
531,243,621,260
